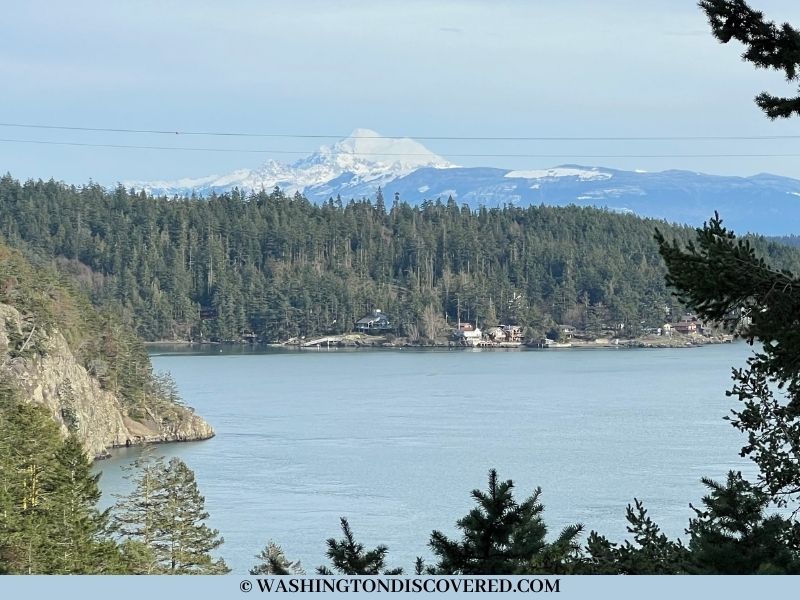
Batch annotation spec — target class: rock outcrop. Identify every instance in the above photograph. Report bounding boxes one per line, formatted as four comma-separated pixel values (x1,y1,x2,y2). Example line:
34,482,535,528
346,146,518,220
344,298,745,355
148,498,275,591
1,302,213,458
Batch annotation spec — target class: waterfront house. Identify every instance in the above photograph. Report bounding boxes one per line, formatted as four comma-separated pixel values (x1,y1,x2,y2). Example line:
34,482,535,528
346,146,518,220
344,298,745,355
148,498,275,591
453,322,483,346
557,325,576,340
486,326,507,342
673,322,697,335
672,316,698,335
502,325,524,342
354,309,393,334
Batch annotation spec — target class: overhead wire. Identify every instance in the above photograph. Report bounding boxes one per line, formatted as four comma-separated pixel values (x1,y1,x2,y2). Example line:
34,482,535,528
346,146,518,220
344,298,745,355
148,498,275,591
1,122,800,142
1,137,800,159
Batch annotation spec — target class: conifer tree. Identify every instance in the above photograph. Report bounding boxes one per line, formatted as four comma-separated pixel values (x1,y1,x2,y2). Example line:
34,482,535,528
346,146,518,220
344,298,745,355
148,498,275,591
49,434,114,574
686,471,800,574
317,517,402,575
581,499,689,574
0,399,64,573
113,452,167,574
7,175,777,347
116,539,158,575
250,541,304,575
155,457,230,574
656,200,800,510
700,0,800,118
0,395,125,574
428,469,583,574
0,383,18,574
113,455,229,574
657,1,800,513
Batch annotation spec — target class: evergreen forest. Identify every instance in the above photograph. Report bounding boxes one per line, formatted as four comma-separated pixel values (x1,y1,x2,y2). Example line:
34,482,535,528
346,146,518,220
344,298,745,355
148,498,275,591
2,175,800,343
0,240,178,415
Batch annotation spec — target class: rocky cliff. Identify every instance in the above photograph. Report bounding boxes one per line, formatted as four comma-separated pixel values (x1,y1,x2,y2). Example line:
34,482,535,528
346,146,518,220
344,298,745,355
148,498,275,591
1,302,214,458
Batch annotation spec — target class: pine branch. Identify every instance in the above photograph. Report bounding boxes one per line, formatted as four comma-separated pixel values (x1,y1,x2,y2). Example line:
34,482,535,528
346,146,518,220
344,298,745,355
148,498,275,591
699,0,800,118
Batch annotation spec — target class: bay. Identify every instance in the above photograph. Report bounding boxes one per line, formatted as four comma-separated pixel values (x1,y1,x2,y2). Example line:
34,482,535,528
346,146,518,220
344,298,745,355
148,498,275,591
96,343,755,574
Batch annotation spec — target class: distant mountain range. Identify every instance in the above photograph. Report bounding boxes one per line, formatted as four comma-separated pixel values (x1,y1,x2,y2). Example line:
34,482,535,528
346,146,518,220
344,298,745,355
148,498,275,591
126,128,800,235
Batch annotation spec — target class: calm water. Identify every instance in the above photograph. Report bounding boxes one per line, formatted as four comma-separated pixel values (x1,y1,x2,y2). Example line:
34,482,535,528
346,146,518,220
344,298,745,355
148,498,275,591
96,344,756,574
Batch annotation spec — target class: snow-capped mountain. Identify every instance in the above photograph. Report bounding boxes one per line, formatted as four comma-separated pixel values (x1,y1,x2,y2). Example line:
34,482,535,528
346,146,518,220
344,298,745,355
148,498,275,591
380,165,800,235
126,128,454,198
126,129,800,235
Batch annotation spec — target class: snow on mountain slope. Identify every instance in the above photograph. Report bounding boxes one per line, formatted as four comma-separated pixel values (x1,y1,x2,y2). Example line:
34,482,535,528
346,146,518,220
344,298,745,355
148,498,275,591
125,130,800,234
505,167,613,181
126,129,453,197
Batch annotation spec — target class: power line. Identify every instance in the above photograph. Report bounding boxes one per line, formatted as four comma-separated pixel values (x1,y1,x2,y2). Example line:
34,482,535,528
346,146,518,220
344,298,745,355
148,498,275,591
0,138,282,154
2,122,800,142
3,137,800,159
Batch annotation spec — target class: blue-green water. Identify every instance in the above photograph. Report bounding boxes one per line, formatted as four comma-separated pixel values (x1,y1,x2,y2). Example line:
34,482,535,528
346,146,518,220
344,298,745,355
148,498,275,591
96,344,755,574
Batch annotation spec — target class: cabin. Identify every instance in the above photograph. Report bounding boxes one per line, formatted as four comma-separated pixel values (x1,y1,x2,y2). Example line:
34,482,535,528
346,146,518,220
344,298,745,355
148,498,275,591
672,315,698,335
557,325,576,340
486,326,507,342
672,321,697,335
354,309,393,334
502,325,524,342
453,322,483,346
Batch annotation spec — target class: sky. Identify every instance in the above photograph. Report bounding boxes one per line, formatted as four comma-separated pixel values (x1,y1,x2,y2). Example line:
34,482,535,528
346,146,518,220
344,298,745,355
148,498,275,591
3,0,800,184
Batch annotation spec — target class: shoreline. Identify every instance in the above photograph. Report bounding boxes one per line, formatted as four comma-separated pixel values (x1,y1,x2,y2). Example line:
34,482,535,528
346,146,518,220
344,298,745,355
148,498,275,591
144,333,738,351
143,340,216,346
93,431,216,461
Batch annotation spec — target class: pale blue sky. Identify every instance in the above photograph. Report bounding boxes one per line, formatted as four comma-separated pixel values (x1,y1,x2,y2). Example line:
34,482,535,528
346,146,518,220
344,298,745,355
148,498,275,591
2,0,800,184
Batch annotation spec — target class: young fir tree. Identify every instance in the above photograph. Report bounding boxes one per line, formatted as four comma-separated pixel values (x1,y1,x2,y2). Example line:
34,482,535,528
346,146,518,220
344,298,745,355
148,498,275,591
581,499,689,574
428,469,583,574
250,541,304,575
317,517,402,575
686,471,800,574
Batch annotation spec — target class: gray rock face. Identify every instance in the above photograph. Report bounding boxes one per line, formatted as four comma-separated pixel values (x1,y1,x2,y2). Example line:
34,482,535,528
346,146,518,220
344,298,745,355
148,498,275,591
1,303,214,458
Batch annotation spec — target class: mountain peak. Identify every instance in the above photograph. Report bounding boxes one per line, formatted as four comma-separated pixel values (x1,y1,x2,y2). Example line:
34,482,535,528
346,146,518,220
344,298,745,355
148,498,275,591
125,129,455,197
320,129,452,171
122,132,800,235
346,127,382,139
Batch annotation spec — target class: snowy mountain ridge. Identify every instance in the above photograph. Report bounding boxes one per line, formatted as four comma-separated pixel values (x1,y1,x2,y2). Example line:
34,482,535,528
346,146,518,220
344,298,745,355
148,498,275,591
125,129,800,235
127,128,454,197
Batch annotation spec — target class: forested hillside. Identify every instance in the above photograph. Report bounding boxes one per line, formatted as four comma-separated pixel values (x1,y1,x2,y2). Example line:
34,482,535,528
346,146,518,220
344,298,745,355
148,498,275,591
771,235,800,248
1,239,151,403
2,175,798,342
